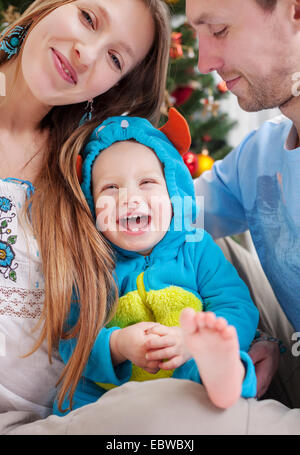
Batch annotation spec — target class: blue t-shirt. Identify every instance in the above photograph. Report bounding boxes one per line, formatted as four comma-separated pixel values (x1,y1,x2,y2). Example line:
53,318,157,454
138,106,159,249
195,115,300,331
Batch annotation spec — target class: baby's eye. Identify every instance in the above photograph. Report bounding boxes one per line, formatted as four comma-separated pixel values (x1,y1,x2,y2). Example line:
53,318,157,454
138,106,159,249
102,184,118,191
141,179,155,185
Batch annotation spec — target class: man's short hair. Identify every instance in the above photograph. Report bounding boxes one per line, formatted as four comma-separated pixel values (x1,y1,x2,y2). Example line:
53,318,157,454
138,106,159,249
255,0,277,11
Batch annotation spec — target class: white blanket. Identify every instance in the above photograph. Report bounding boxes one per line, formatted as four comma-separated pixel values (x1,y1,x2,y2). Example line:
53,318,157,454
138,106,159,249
1,379,300,435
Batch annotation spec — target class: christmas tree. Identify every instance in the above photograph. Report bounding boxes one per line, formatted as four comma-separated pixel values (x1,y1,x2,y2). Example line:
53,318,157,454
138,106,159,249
164,0,236,177
0,1,28,29
0,0,237,178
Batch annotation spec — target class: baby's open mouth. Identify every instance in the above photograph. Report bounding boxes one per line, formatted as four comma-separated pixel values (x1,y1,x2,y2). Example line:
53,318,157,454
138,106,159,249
118,214,151,232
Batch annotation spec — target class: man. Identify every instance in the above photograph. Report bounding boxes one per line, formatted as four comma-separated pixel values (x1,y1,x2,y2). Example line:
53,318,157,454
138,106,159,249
187,0,300,409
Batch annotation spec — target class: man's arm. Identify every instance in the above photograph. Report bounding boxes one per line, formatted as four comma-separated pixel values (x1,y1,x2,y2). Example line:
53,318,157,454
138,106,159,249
194,131,257,239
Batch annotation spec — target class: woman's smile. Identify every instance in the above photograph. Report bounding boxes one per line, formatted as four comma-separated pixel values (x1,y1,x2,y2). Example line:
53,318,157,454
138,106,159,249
20,0,155,106
51,47,78,85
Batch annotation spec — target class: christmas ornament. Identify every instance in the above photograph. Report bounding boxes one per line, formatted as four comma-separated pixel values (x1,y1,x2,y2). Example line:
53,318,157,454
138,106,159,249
183,151,199,177
193,150,215,178
170,32,183,59
217,81,228,93
187,47,195,58
201,96,220,117
189,80,202,90
171,86,194,106
211,101,220,116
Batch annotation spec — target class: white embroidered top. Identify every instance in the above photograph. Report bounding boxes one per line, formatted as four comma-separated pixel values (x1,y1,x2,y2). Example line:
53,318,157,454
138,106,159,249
0,179,64,418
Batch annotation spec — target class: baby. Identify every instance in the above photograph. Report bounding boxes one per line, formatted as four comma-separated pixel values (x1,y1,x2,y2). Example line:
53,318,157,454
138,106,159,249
54,110,259,414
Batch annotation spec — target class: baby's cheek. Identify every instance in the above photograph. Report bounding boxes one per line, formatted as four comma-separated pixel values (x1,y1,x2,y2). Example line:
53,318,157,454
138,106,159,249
155,199,173,232
95,209,113,233
94,196,116,232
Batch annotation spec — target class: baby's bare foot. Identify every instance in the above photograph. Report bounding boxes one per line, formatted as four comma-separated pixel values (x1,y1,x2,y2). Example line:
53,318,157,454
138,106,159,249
180,308,244,409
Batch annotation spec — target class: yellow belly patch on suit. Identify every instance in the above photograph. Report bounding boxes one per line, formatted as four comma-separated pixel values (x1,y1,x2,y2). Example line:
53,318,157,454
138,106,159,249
96,273,202,390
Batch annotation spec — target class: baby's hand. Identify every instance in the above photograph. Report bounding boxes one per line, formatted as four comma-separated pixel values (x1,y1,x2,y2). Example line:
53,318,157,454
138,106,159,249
110,322,162,374
144,324,192,370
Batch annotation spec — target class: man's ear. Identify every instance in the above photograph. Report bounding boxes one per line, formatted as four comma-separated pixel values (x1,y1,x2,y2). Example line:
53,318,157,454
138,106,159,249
293,0,300,20
287,0,300,31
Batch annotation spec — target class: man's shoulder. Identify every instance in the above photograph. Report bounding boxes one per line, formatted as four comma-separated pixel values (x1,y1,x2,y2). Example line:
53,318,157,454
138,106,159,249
239,114,292,153
253,114,292,138
264,113,289,126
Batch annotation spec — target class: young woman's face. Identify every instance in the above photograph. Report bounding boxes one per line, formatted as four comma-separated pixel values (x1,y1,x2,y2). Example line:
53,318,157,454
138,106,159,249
21,0,155,106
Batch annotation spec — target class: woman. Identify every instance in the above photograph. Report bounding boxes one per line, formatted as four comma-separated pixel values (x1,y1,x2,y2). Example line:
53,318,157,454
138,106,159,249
0,0,170,417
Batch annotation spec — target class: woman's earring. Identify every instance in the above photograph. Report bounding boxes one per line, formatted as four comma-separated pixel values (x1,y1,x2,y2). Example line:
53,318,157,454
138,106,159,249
0,25,29,60
79,98,94,127
86,98,94,121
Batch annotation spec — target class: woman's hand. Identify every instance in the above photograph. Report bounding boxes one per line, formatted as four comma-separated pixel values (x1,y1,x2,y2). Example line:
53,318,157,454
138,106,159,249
248,340,280,398
110,323,162,374
144,324,192,370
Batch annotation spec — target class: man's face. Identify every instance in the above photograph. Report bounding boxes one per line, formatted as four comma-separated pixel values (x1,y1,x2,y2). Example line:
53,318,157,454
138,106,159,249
186,0,300,113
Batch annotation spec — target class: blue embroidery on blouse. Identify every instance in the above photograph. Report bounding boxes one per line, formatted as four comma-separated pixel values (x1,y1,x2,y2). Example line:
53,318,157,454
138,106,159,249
0,191,18,282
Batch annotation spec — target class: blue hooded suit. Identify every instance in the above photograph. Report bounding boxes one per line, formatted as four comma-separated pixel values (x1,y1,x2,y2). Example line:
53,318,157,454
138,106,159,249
53,116,259,415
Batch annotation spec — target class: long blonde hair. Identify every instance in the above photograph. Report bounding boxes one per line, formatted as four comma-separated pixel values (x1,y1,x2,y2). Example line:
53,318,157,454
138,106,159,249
0,0,171,411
